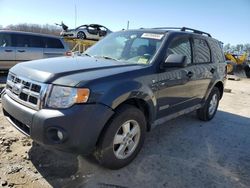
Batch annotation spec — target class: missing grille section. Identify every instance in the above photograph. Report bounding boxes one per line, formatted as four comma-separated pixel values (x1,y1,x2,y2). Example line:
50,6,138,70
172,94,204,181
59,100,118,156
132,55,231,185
3,110,30,136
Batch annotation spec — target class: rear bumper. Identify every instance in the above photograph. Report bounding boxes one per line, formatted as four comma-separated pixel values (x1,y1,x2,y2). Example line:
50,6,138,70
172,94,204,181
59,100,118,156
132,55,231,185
1,93,114,154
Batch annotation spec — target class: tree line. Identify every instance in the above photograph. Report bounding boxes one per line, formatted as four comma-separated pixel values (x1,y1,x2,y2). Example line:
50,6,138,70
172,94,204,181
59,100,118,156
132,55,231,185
0,23,61,36
223,43,250,55
0,23,249,56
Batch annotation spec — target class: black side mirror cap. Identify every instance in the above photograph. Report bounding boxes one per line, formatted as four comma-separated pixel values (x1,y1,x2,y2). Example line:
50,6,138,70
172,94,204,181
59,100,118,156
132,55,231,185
163,54,188,68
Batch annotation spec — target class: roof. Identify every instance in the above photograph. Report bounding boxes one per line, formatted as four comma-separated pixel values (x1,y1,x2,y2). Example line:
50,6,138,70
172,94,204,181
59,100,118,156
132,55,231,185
127,27,212,38
0,30,61,39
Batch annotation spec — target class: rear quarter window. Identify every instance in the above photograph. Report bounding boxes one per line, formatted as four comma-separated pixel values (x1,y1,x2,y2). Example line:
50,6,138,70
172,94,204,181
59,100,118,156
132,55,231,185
193,38,211,63
208,39,225,63
44,37,64,49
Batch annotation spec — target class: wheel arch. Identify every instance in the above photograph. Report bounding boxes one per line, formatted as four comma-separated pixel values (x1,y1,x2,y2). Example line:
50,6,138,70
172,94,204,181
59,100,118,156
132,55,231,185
214,81,224,99
203,80,224,102
95,97,154,147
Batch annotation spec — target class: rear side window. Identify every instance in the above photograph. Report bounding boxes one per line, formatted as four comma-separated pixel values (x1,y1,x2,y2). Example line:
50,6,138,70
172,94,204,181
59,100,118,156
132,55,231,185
193,38,211,63
14,34,44,48
44,37,64,49
15,34,30,47
0,33,12,47
29,35,44,48
167,37,192,64
208,39,225,63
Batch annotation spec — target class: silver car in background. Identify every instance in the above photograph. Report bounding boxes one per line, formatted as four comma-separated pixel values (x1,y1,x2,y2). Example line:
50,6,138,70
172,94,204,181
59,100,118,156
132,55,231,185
60,24,112,40
0,31,70,70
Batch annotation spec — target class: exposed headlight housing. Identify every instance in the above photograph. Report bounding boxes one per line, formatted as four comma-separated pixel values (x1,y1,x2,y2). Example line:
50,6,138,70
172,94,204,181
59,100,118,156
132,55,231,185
46,85,90,109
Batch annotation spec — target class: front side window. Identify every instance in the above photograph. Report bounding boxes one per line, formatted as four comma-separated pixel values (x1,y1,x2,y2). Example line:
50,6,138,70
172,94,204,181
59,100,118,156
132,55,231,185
0,33,12,47
166,37,192,64
193,38,211,63
85,31,164,65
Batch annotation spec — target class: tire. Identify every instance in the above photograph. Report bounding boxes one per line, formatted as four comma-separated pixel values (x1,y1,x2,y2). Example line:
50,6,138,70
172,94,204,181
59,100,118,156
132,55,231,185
94,105,146,169
226,61,235,75
244,65,250,78
76,31,86,40
197,87,220,121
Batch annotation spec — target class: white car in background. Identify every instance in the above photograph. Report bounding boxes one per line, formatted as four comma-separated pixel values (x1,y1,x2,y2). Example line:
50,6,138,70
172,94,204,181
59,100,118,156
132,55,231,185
60,24,112,40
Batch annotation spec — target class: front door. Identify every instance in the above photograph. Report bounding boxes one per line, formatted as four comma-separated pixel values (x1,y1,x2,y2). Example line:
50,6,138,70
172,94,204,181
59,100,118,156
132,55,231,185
156,36,198,118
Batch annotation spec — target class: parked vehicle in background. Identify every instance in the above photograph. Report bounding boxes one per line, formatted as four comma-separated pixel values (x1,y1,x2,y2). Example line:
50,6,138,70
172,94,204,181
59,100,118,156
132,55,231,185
60,24,112,40
1,27,227,169
0,30,70,70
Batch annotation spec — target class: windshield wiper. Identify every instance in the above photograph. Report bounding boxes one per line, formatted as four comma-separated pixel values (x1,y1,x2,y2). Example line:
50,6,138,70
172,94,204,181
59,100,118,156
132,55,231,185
82,53,93,57
94,55,119,61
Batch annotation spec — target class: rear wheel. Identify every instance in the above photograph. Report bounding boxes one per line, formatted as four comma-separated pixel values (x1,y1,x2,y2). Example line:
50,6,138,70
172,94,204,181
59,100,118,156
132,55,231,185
77,31,86,40
197,87,220,121
94,105,146,169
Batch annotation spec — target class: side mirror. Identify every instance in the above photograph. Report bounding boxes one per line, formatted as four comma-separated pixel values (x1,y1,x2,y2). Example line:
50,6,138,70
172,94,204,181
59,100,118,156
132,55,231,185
163,54,187,68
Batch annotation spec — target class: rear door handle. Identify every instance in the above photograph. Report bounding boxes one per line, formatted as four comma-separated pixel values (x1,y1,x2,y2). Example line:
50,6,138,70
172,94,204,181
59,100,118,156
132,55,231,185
5,49,13,52
186,71,194,78
210,68,216,74
17,50,26,53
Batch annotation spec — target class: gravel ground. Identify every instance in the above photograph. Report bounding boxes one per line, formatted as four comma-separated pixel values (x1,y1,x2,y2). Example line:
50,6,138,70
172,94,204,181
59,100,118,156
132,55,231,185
0,78,250,188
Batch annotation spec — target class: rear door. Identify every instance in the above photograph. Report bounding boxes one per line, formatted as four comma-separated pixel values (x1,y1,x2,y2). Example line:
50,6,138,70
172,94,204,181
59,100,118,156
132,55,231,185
14,34,43,62
87,26,99,40
0,33,16,70
192,37,215,100
43,37,66,58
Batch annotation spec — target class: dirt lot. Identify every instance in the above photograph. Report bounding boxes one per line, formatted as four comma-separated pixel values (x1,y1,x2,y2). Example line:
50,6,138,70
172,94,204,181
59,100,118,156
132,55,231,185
0,78,250,188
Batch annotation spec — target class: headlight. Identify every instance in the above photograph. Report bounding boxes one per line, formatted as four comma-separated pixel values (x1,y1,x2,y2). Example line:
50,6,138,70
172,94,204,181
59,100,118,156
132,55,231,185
47,85,90,109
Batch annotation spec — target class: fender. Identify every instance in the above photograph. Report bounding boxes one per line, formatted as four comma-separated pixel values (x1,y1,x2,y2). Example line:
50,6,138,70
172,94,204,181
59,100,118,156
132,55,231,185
97,80,157,124
203,79,224,103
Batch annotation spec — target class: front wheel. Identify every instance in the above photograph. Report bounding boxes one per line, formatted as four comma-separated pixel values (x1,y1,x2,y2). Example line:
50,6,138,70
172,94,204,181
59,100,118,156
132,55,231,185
94,105,146,169
197,87,220,121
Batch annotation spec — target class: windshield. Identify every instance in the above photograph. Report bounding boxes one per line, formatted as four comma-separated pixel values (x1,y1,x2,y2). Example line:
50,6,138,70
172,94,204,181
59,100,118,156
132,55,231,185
84,31,165,65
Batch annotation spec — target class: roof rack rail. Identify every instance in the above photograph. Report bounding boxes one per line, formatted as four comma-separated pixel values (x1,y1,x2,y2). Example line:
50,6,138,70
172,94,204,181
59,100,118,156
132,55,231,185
151,27,183,30
150,27,212,37
180,27,211,37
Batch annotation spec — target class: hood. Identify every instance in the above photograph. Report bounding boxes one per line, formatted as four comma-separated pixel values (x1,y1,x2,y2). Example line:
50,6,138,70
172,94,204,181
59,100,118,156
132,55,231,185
10,56,143,86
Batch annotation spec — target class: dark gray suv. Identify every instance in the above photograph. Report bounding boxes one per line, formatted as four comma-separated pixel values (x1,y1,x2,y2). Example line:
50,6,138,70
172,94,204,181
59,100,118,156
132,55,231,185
0,31,70,70
1,27,227,169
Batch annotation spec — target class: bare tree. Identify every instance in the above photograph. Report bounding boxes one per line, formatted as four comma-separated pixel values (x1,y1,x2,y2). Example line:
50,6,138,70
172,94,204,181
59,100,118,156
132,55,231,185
3,23,61,36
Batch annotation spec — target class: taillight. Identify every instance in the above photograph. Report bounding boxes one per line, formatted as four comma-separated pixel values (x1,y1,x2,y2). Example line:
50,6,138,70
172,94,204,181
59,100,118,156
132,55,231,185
65,51,72,56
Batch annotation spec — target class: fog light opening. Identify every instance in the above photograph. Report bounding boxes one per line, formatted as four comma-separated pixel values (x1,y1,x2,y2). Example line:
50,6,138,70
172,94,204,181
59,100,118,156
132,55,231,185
47,127,67,143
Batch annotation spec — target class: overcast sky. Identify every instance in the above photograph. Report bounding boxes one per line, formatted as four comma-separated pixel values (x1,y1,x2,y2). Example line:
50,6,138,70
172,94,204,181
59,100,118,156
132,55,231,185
0,0,249,45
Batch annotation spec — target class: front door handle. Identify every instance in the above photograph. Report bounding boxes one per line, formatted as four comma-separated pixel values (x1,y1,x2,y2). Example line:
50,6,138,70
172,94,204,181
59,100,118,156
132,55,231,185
5,49,13,52
17,50,26,53
186,71,194,78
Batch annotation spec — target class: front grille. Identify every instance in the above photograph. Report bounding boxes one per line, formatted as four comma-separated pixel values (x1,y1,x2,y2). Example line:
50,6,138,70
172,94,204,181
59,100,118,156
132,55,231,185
5,73,48,110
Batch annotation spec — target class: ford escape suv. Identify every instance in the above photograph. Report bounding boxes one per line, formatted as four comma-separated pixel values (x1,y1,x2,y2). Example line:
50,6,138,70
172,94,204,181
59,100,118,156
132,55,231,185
1,27,227,169
0,30,70,70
